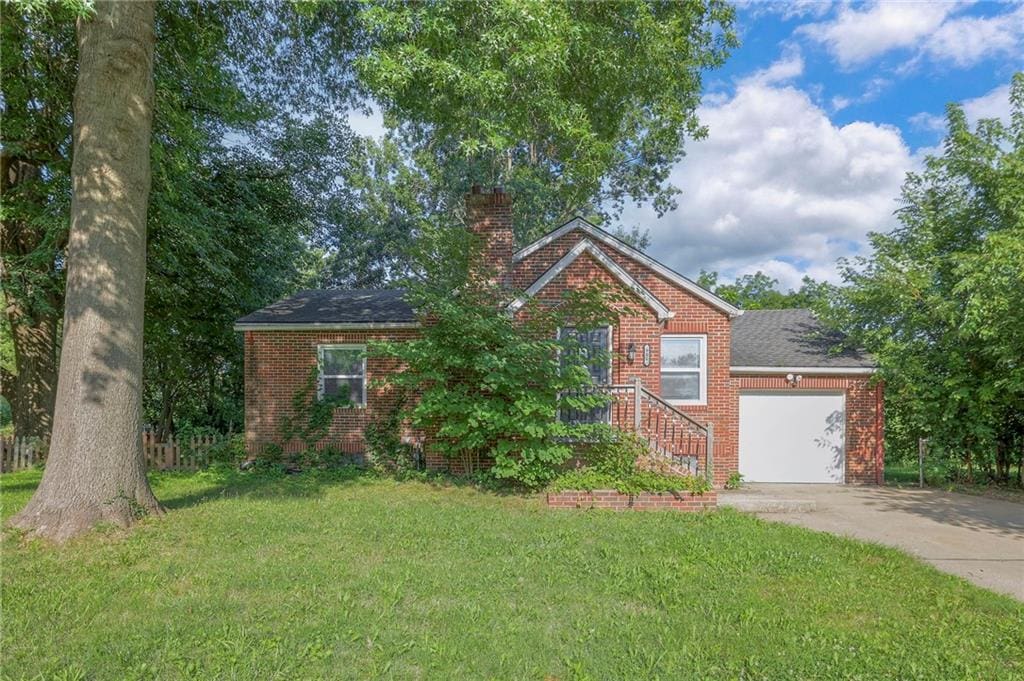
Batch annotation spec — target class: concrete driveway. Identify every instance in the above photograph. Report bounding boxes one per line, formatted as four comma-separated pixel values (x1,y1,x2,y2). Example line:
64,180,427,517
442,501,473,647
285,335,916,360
721,484,1024,600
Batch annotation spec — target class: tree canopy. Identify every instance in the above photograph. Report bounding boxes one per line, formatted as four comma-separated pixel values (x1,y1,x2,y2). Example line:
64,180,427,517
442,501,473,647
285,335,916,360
824,73,1024,483
2,0,738,440
696,271,830,310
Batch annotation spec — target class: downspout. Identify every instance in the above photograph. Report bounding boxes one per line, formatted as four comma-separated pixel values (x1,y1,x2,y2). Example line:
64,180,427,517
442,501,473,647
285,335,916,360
874,381,885,485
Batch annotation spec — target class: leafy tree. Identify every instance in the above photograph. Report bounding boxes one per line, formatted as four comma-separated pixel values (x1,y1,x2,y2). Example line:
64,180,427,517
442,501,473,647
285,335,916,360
4,0,360,539
0,3,77,438
696,271,830,310
319,0,736,284
0,1,360,438
373,228,625,488
824,73,1024,484
144,153,313,438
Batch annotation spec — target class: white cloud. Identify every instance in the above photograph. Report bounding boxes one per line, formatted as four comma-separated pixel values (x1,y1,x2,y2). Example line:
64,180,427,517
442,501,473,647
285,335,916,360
908,111,946,132
922,5,1024,67
624,81,915,286
908,81,1013,136
830,76,891,112
963,83,1012,124
739,0,834,21
735,258,841,290
800,2,956,68
800,2,1023,69
743,48,805,85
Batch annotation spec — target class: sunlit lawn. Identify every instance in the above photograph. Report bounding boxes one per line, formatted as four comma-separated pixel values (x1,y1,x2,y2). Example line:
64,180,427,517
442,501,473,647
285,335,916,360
2,467,1021,680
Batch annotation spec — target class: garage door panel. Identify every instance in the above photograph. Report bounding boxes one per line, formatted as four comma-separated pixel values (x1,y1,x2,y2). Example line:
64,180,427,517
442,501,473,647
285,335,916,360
739,392,845,483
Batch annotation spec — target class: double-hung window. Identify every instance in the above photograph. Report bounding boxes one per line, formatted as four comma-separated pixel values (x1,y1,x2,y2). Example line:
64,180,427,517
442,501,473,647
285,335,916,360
317,345,366,406
660,335,706,405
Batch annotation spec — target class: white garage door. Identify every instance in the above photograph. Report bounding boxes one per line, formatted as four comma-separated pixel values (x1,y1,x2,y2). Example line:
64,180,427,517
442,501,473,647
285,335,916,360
739,391,846,483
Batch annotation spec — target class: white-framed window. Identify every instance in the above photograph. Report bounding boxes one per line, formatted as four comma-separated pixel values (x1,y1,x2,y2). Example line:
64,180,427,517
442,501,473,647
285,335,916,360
317,345,367,407
660,335,707,405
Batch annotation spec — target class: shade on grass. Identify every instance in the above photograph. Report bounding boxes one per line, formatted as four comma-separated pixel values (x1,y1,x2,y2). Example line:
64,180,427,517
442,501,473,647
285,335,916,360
2,467,1021,680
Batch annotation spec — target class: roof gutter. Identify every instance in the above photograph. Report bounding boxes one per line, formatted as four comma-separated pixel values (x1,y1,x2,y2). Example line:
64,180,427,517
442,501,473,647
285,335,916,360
234,322,421,332
730,365,876,375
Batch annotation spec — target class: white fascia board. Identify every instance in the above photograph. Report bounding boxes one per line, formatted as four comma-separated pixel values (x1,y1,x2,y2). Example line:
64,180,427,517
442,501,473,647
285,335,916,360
513,217,743,318
730,366,877,375
508,239,674,321
234,322,421,332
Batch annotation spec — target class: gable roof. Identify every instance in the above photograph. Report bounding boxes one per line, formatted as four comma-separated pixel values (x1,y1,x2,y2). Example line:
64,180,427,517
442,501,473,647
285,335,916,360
509,239,674,321
730,309,875,372
234,289,418,330
513,217,743,318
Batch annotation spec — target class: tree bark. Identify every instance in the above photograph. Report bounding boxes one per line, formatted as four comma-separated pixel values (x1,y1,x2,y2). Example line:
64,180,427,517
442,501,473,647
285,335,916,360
10,1,161,542
1,153,62,440
4,298,59,439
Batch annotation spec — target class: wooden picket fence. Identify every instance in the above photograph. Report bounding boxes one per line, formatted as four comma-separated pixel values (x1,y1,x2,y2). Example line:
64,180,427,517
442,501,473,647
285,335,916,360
1,432,229,473
0,436,46,473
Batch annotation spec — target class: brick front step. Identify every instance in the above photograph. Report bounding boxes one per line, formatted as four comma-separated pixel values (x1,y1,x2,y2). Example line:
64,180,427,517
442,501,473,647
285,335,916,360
547,489,717,511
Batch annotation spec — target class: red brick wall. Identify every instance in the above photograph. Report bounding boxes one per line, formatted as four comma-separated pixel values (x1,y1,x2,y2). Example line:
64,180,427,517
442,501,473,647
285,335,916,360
514,229,738,486
511,227,883,486
467,187,513,288
243,224,884,486
243,329,419,455
547,489,718,511
732,375,884,484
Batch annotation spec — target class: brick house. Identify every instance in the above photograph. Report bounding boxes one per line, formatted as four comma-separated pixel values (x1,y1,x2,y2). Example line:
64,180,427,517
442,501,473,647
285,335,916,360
236,187,883,486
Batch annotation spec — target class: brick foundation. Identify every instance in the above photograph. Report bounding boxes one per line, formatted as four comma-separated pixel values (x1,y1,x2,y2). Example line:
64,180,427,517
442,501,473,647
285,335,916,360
546,489,717,511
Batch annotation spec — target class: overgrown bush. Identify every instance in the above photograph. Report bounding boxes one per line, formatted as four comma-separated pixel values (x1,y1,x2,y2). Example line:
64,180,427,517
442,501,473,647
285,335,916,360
550,468,710,495
364,398,417,474
206,434,247,464
551,429,710,495
372,227,629,488
579,428,648,478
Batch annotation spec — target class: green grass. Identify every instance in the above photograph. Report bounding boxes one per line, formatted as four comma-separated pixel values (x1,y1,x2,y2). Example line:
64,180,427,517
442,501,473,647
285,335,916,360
2,467,1022,680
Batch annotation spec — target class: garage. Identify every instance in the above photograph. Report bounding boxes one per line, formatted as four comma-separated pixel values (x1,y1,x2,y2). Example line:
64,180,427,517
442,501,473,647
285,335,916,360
739,391,846,483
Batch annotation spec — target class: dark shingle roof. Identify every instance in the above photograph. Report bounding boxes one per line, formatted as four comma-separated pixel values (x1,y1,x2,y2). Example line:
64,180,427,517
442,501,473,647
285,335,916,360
235,288,416,325
730,309,874,368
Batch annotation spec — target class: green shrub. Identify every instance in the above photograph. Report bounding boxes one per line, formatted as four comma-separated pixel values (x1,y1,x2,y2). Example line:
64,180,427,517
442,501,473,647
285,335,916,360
579,427,646,478
551,429,711,495
725,471,743,490
364,398,417,474
257,443,284,466
373,281,625,489
549,468,710,495
206,434,246,464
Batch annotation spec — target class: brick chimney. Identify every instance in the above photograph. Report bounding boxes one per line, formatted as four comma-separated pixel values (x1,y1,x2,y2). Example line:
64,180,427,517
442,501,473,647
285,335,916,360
465,185,513,288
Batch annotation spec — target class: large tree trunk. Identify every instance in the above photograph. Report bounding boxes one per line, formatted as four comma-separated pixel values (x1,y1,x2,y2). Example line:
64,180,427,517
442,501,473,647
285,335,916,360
10,1,160,542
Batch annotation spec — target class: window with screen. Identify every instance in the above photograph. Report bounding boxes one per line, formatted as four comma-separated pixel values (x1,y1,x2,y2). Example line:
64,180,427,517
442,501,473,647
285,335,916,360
317,345,366,406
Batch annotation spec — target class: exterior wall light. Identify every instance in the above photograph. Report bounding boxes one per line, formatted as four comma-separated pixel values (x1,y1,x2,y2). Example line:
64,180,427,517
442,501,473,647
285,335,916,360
626,343,636,363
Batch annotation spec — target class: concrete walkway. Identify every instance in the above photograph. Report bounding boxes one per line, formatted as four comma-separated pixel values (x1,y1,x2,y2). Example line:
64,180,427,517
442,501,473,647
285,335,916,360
721,484,1024,600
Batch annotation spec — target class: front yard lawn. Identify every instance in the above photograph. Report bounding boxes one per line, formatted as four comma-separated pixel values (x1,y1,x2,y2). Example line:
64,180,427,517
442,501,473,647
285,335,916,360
2,467,1021,680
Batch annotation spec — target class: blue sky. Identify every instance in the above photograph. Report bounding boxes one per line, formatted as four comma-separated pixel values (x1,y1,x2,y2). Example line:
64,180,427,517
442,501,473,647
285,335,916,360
350,2,1023,289
623,0,1022,288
